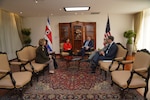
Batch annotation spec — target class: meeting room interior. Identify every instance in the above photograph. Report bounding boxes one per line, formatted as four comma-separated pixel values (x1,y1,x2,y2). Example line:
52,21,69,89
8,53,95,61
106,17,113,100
0,0,150,100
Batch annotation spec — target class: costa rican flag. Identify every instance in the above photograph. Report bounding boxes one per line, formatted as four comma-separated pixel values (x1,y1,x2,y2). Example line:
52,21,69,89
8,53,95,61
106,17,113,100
44,18,53,52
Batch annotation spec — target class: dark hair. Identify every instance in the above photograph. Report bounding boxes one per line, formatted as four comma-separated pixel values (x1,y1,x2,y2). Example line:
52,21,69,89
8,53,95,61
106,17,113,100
108,36,114,41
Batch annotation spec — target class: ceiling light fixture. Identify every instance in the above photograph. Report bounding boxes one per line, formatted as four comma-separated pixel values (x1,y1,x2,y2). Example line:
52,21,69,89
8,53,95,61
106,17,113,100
64,7,90,12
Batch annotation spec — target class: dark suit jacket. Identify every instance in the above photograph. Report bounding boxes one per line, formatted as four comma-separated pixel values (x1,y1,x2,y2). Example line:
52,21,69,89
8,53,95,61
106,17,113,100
83,40,94,49
103,42,118,60
35,46,49,63
92,42,118,65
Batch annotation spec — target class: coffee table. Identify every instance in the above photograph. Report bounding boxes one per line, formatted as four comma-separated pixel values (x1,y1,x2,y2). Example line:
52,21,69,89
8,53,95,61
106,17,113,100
64,56,82,70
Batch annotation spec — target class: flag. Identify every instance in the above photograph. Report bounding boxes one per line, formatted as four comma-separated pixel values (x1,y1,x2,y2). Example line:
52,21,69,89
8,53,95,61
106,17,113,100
104,16,111,39
104,16,111,46
44,17,53,52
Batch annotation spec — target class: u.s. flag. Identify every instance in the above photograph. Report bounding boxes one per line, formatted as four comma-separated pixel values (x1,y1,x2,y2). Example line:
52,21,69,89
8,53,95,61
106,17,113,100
104,16,111,39
44,17,53,52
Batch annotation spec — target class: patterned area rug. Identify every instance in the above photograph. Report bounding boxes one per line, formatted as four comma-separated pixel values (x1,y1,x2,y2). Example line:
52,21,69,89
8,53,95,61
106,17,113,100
0,59,144,100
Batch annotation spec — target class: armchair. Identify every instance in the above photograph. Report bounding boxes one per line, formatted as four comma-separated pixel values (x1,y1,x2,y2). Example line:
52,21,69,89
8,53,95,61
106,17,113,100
99,43,128,80
15,45,47,81
111,49,150,99
0,52,32,97
60,43,69,59
85,47,95,56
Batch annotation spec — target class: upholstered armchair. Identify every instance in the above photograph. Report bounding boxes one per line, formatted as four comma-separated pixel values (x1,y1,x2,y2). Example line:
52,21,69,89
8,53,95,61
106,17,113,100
15,45,47,81
111,49,150,99
0,52,32,97
60,43,69,59
85,47,95,57
99,43,128,80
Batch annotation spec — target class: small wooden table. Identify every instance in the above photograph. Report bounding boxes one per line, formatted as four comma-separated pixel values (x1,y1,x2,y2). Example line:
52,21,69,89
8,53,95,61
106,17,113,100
64,56,82,70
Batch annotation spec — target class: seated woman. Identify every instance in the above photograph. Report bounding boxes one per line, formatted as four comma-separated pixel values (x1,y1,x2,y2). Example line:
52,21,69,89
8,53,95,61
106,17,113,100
35,38,55,74
63,38,73,56
45,39,58,69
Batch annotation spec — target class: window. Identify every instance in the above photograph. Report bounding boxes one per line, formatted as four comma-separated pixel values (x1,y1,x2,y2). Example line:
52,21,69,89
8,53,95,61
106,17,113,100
137,8,150,51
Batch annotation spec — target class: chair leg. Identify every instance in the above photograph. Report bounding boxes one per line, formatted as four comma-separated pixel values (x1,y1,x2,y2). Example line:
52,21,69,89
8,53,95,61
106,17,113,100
144,86,148,100
99,68,102,74
111,81,113,86
104,71,107,80
111,76,113,86
36,73,39,82
120,89,125,99
30,77,33,86
14,88,23,99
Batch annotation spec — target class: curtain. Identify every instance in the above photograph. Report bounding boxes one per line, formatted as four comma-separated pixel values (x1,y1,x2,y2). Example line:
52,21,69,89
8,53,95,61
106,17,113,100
14,14,24,44
137,8,150,51
134,12,143,52
0,9,22,59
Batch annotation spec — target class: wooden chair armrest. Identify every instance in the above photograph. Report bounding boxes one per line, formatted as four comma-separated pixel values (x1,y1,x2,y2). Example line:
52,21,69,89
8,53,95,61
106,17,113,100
0,69,9,73
120,60,133,64
114,57,124,61
20,59,29,62
10,61,22,65
134,67,147,72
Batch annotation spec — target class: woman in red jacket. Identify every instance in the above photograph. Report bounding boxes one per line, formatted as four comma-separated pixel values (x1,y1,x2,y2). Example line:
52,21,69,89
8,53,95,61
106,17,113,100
63,38,72,56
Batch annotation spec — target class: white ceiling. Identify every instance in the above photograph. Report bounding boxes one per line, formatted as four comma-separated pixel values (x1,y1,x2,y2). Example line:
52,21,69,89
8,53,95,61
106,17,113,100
0,0,150,17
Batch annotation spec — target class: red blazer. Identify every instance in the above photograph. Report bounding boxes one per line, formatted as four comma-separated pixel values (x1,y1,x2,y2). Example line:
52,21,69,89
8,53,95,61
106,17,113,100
63,43,72,51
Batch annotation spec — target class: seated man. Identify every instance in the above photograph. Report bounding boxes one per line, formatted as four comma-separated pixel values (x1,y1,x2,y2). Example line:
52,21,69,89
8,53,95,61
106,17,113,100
79,36,94,58
87,38,108,61
90,36,118,73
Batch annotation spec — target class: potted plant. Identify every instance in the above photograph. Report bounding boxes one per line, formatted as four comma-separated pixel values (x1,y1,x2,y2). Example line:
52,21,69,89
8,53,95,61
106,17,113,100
123,30,136,55
21,28,31,45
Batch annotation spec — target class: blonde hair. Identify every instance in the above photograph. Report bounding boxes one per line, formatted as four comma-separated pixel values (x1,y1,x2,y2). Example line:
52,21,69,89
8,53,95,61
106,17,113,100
38,38,46,46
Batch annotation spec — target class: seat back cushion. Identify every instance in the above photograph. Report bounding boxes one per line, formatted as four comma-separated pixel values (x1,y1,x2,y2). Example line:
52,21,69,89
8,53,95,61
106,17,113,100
133,51,150,70
16,45,37,61
0,53,11,78
116,43,128,58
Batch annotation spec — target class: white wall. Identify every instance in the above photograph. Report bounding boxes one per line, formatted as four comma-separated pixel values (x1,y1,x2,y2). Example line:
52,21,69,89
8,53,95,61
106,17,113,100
23,13,133,54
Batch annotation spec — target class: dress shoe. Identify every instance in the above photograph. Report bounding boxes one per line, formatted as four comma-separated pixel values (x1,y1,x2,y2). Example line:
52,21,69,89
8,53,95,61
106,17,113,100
91,71,95,73
49,70,54,74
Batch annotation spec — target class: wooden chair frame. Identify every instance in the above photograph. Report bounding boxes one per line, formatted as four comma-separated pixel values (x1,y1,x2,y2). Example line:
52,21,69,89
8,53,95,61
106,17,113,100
0,52,32,98
111,49,150,99
99,43,128,80
15,45,48,81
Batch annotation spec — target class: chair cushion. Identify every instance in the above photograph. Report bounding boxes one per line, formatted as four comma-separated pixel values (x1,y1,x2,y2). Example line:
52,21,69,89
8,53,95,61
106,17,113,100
0,75,15,89
0,71,32,89
111,70,146,89
13,71,32,88
99,61,123,71
22,61,47,73
61,52,69,56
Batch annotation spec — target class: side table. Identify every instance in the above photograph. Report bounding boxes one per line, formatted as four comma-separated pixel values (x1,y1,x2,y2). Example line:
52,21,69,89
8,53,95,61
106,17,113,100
64,56,82,70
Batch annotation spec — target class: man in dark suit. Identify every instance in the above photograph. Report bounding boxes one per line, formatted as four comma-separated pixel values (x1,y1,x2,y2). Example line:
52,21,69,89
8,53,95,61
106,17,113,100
91,36,118,73
79,36,94,58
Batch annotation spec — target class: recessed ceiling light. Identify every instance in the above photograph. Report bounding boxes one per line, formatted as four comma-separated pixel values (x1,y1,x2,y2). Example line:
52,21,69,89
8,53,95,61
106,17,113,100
35,0,38,3
20,12,23,14
64,7,90,12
